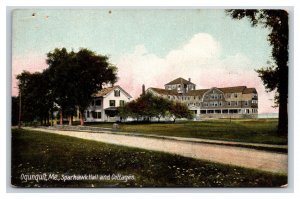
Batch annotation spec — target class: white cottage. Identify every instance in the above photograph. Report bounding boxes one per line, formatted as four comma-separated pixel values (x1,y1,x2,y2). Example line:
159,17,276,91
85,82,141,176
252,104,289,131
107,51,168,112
85,85,132,122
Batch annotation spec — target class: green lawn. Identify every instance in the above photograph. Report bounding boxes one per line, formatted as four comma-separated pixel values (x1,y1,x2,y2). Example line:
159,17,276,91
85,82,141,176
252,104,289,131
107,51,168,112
86,119,287,145
11,128,287,188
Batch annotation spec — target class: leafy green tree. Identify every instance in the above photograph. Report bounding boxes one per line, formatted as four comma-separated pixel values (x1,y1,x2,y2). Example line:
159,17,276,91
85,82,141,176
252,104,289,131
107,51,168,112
136,93,160,120
16,71,53,125
226,9,288,135
17,47,117,126
72,48,118,125
119,93,189,122
168,102,192,123
47,48,118,125
152,95,172,121
47,48,77,125
118,103,135,121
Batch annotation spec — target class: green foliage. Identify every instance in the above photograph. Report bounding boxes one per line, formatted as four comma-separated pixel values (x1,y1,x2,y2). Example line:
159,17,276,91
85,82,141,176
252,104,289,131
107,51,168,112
72,48,118,115
118,93,191,122
16,47,117,126
16,71,53,125
226,9,288,135
169,102,192,123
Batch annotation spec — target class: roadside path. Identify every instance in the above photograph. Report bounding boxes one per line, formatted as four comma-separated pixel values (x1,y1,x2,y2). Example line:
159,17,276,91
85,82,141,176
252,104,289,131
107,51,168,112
24,127,288,174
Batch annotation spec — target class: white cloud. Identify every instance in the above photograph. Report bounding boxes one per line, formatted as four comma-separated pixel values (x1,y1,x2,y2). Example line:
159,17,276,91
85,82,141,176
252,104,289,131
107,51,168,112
115,32,277,113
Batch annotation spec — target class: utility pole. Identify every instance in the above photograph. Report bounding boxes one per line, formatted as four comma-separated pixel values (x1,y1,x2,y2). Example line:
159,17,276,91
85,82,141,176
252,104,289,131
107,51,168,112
18,89,22,128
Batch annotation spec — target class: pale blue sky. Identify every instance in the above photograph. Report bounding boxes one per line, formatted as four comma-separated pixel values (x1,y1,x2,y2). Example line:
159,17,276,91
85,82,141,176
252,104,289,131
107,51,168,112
12,9,277,113
12,9,271,62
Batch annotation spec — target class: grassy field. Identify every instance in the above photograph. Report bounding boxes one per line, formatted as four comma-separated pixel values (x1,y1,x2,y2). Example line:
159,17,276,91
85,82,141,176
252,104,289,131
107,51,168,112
86,119,287,145
11,128,287,188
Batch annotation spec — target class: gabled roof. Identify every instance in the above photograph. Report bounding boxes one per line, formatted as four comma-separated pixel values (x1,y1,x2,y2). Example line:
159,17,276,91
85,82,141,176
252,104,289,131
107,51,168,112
148,87,179,96
243,88,257,94
165,77,195,85
93,85,132,98
149,86,257,97
218,86,247,93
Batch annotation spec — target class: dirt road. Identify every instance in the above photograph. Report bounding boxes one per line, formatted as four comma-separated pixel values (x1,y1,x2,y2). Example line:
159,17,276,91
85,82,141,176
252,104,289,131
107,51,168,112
25,127,288,174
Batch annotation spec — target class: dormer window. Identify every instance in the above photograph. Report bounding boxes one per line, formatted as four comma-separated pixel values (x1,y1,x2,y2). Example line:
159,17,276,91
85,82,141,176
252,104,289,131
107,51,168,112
114,90,120,97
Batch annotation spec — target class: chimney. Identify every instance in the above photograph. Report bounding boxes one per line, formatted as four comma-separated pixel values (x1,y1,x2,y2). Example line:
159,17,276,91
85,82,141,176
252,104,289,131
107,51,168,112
188,78,191,82
142,84,145,95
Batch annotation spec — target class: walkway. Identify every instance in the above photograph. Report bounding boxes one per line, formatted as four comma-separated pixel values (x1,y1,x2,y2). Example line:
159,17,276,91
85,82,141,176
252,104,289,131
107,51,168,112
24,127,288,174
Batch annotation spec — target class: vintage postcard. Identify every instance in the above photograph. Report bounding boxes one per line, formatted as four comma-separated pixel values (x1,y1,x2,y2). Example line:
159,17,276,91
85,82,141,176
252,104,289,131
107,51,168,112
11,9,288,188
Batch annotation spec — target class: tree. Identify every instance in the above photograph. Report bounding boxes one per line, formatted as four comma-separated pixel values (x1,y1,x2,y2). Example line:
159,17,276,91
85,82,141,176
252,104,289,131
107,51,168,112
47,48,117,125
72,48,118,125
168,102,192,123
47,48,77,125
152,95,172,121
118,93,173,122
16,71,53,125
226,9,288,136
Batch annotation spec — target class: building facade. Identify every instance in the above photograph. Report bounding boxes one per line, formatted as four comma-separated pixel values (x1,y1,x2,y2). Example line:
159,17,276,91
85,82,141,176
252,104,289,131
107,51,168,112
85,85,132,122
147,77,258,119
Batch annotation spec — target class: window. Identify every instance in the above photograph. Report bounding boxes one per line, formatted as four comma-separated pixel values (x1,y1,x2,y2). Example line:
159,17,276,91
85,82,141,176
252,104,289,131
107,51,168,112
252,100,257,104
219,94,222,99
214,101,218,107
209,102,214,107
119,100,125,107
245,101,249,106
95,99,101,106
87,111,90,118
234,93,238,98
109,100,116,107
114,90,120,97
92,111,101,119
219,101,222,106
201,110,207,114
227,101,231,106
